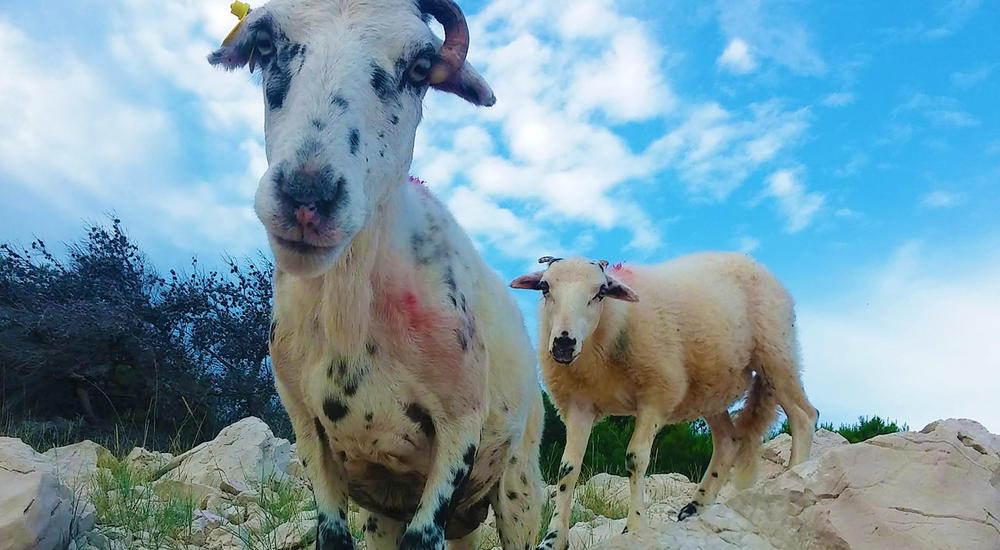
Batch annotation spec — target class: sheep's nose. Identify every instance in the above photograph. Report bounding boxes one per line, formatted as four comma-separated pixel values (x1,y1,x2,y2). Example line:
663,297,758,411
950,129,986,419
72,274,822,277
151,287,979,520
275,162,345,224
295,203,319,228
551,335,577,364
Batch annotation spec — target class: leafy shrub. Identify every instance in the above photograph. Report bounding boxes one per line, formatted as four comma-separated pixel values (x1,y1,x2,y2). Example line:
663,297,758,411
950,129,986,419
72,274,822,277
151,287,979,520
539,392,714,483
774,414,908,443
0,218,289,451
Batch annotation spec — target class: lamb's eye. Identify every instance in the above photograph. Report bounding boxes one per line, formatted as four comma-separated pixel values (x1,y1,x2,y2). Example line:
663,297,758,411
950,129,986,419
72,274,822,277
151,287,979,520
595,285,607,301
407,55,433,84
538,280,549,294
255,32,275,58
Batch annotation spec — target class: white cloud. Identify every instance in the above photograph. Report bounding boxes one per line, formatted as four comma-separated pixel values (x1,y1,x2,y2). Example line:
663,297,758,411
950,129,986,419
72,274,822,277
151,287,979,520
895,93,980,128
447,186,548,259
717,38,757,74
951,65,993,89
645,101,810,199
108,0,264,133
763,168,824,232
715,0,826,76
833,153,866,177
568,30,677,121
409,0,814,262
0,19,170,206
821,92,856,107
0,13,266,261
888,0,982,41
799,240,1000,433
920,190,964,209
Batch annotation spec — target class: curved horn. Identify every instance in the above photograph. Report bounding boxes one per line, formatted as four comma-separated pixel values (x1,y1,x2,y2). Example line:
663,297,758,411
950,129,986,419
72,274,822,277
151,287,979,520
420,0,470,85
538,256,562,265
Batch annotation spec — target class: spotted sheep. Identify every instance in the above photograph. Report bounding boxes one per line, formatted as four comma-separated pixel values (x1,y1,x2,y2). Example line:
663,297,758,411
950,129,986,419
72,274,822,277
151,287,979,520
208,1,544,549
512,253,817,550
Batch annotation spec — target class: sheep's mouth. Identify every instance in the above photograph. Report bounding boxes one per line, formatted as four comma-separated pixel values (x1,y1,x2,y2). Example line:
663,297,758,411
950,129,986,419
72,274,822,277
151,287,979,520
551,351,579,365
271,234,334,255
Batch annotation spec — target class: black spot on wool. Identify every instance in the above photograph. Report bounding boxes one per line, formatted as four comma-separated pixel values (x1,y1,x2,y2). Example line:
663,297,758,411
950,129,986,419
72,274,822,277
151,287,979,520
370,62,397,102
323,398,348,422
349,128,360,155
330,94,349,112
313,418,328,446
404,404,435,439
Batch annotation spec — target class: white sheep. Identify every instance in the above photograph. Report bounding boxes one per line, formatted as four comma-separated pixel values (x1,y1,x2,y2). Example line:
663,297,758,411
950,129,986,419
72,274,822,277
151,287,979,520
209,2,543,549
511,253,817,549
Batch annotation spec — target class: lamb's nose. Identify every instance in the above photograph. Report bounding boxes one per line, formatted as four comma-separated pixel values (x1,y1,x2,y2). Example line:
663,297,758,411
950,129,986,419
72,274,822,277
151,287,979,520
295,203,319,228
553,335,576,350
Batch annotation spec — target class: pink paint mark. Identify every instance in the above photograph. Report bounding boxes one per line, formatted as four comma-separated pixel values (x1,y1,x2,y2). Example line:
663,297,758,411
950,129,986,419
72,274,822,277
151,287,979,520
401,291,430,331
408,175,427,186
610,261,634,279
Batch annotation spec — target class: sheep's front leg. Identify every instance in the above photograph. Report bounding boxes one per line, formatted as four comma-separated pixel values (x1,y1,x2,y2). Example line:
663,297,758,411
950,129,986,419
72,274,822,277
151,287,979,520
309,417,356,549
537,405,596,550
399,412,484,550
279,380,355,550
623,410,661,533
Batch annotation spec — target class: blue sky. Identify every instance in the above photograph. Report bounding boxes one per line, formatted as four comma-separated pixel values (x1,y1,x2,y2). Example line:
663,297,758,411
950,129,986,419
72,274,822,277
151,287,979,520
1,0,997,432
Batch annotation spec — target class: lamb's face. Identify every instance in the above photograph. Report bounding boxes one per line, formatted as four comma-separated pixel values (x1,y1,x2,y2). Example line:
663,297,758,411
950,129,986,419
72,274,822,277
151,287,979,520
510,258,638,365
210,0,495,277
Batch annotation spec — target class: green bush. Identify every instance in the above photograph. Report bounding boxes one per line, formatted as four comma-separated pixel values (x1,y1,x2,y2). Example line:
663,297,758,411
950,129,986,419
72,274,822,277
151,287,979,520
539,392,714,483
1,218,289,452
774,415,908,443
542,392,911,483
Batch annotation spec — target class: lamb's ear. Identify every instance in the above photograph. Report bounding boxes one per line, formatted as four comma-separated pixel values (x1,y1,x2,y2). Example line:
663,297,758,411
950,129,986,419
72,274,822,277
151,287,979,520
207,16,256,71
509,271,545,290
603,275,639,302
432,60,496,107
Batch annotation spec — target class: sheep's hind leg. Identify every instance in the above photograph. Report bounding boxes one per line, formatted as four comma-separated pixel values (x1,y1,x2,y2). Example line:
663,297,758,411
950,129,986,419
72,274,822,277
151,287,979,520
622,410,662,533
760,347,817,466
679,413,738,521
536,405,596,550
491,395,544,549
360,509,404,549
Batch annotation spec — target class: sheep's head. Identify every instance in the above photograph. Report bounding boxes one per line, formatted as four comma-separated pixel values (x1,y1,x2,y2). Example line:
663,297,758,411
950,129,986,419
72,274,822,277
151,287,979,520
209,0,495,277
510,257,638,365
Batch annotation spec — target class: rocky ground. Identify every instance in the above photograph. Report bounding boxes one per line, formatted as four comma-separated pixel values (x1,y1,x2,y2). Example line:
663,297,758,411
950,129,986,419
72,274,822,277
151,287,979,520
1,417,997,550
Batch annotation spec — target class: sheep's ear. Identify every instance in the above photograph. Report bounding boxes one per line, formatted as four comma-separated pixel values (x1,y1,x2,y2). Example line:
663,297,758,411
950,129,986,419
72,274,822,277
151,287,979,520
509,271,545,290
603,276,639,302
207,17,256,71
432,60,496,107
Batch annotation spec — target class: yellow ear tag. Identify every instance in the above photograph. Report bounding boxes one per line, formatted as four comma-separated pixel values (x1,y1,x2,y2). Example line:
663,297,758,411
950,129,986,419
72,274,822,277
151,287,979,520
222,1,252,46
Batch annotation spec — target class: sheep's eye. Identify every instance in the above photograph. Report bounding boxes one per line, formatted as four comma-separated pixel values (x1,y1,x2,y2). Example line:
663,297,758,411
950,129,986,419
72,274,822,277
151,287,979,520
595,285,608,301
255,32,275,58
407,55,433,84
538,280,549,294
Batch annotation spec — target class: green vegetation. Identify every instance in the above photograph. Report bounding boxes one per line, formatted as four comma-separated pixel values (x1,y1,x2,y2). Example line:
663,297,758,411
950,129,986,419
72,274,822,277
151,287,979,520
227,472,318,550
773,415,909,443
539,392,714,484
90,457,195,549
1,218,289,453
577,482,628,520
540,393,909,486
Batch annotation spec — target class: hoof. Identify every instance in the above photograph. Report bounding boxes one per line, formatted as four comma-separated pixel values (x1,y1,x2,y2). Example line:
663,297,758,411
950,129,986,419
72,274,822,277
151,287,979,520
677,502,698,521
621,525,629,534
